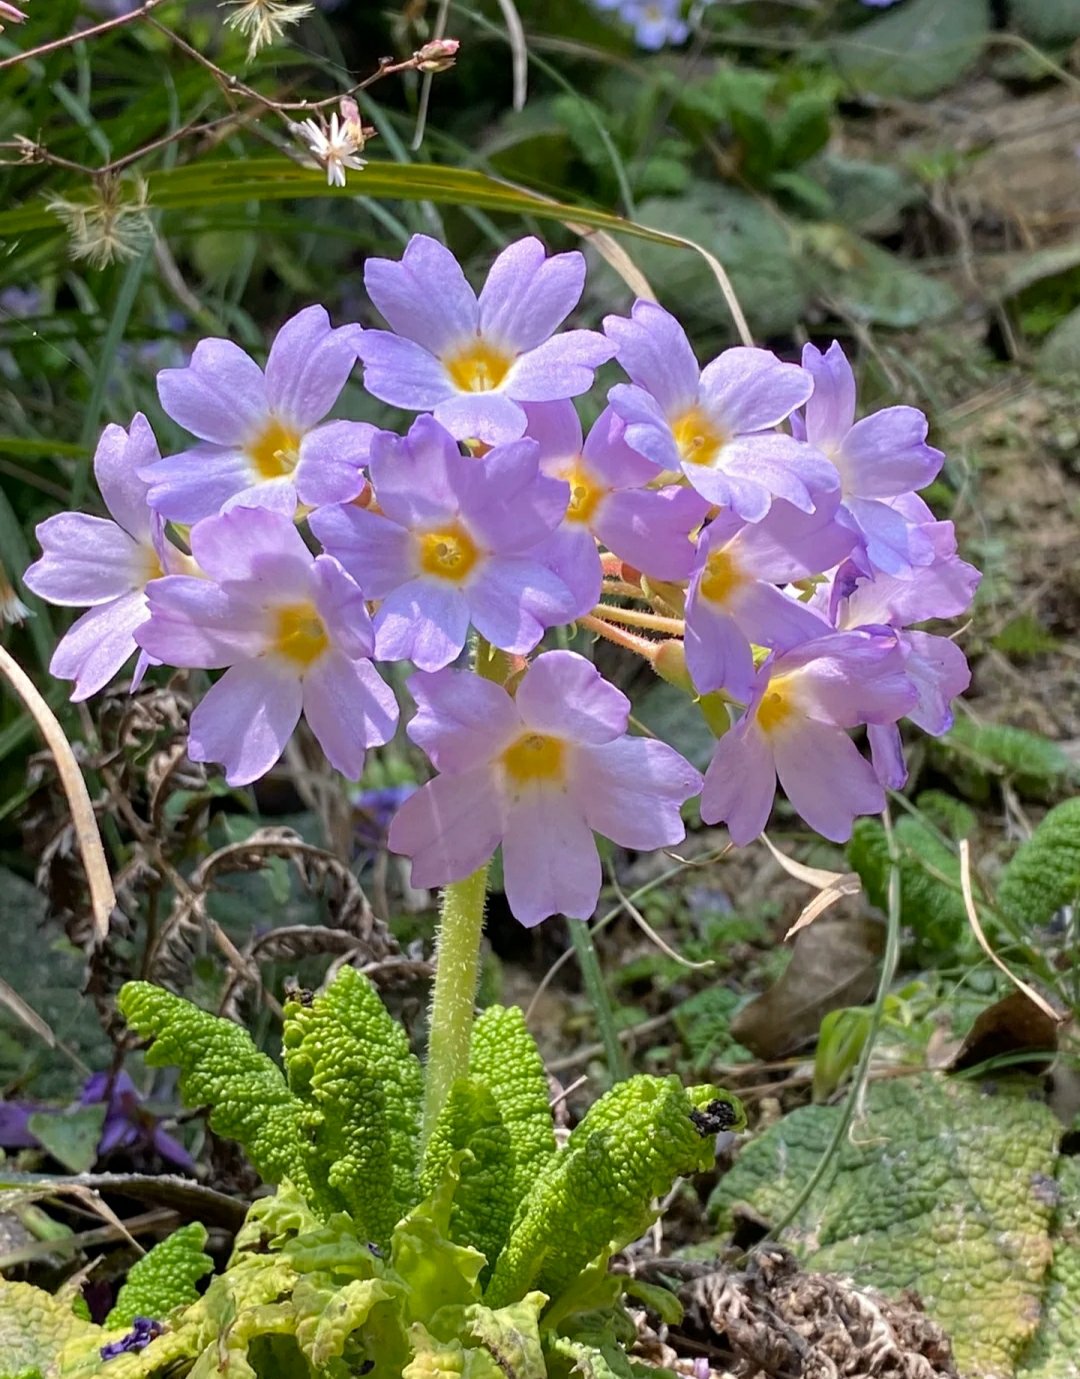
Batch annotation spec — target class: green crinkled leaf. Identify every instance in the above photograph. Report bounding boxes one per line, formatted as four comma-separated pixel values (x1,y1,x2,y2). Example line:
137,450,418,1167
1017,1154,1080,1378
282,966,423,1245
469,1006,557,1205
293,1275,399,1368
0,1282,103,1379
545,1335,637,1379
485,1077,742,1309
847,815,970,957
117,982,314,1198
393,1158,487,1324
931,719,1074,801
107,1221,214,1328
462,1293,548,1379
709,1075,1060,1377
825,0,991,99
419,1078,518,1274
998,798,1080,929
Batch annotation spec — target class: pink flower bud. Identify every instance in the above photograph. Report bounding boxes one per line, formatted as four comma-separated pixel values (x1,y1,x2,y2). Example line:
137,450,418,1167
0,1,27,26
414,37,460,73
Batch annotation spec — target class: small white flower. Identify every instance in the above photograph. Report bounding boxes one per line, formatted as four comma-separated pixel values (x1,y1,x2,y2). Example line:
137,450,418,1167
296,112,367,188
220,0,313,61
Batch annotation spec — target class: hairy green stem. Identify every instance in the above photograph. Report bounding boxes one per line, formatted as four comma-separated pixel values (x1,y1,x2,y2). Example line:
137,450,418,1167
421,863,491,1148
420,634,507,1150
570,920,630,1083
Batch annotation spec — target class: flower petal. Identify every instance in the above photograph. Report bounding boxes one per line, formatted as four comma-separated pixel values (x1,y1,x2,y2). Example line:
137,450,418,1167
726,494,855,582
312,554,374,659
368,416,461,528
433,391,528,445
452,438,567,553
357,331,457,410
479,239,586,352
800,341,856,451
531,527,601,620
188,506,313,590
302,651,398,777
138,576,269,667
140,444,257,524
264,305,362,430
602,301,700,415
772,717,883,843
93,413,158,541
465,557,575,654
187,659,302,786
502,330,614,403
388,767,503,889
841,407,943,498
404,666,519,773
503,790,600,925
157,338,268,445
25,514,145,606
516,650,629,744
595,486,704,581
867,721,907,790
576,736,701,848
50,593,148,701
374,579,471,671
309,503,415,600
712,433,840,518
700,721,776,845
295,420,377,507
699,347,812,434
903,630,970,735
524,399,584,467
364,235,478,354
844,496,935,576
581,405,662,489
684,595,756,699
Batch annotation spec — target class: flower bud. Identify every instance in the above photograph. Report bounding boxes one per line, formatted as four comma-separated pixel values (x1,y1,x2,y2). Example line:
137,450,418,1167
414,37,460,73
653,639,693,694
338,96,366,146
0,1,27,28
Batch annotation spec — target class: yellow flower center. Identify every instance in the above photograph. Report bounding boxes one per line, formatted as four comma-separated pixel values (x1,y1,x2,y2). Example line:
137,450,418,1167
248,416,301,480
443,340,513,394
273,602,329,668
698,548,745,607
671,406,726,467
140,545,165,586
501,732,566,786
755,674,798,735
563,463,604,525
417,523,480,583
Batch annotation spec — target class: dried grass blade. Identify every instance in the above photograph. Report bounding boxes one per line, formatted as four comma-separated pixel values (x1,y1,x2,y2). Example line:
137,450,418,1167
0,644,114,942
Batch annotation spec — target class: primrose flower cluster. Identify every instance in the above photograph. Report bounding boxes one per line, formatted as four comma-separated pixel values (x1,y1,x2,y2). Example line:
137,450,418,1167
25,234,978,927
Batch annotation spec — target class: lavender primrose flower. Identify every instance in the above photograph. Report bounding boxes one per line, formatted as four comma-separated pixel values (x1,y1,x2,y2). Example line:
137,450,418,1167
605,301,839,521
143,306,372,522
524,401,707,614
794,341,944,575
356,235,614,445
388,651,703,926
684,497,855,700
310,415,579,671
136,507,398,785
593,0,689,48
700,629,918,844
821,520,980,787
23,414,191,701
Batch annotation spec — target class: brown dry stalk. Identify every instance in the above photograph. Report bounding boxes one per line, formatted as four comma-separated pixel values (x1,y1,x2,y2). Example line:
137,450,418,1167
0,644,115,942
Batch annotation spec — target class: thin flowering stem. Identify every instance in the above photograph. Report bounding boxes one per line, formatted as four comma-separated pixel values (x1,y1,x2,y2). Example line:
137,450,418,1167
590,603,685,635
579,614,659,661
0,0,168,73
568,920,631,1083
